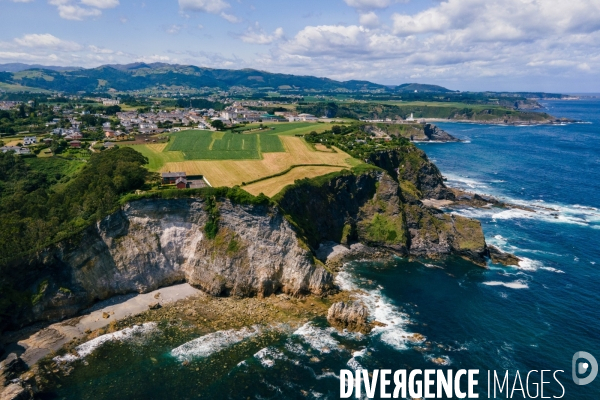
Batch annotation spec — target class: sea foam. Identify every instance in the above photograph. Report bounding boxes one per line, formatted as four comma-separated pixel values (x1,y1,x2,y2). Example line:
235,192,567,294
171,326,260,361
335,269,412,351
54,322,158,364
293,323,341,354
483,281,529,289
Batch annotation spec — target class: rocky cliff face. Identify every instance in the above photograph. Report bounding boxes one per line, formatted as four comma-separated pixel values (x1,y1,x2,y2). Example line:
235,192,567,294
2,146,489,333
276,162,486,266
4,199,333,330
423,124,461,142
367,147,455,200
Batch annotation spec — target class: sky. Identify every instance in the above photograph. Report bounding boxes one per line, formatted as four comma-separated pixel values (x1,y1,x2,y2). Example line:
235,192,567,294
1,0,600,92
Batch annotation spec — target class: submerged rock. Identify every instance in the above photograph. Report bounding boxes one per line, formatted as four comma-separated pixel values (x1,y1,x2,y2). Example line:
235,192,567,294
0,354,27,385
0,383,31,400
488,245,521,266
327,301,370,334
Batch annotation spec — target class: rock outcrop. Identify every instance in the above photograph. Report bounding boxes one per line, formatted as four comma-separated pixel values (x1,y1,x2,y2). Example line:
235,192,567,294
487,245,521,266
423,124,461,142
327,301,370,334
3,199,333,331
368,148,455,200
276,163,487,266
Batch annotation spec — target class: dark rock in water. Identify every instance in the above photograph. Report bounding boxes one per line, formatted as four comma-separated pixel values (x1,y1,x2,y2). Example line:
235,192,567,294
488,245,521,266
327,301,370,334
423,124,461,142
0,353,27,384
0,383,31,400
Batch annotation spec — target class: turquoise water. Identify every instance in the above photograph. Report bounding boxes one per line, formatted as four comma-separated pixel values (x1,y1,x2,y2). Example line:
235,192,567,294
41,100,600,399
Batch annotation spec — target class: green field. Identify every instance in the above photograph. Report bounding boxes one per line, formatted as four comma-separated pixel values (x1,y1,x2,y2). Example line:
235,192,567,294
165,130,275,160
258,133,285,152
127,122,349,168
160,122,338,161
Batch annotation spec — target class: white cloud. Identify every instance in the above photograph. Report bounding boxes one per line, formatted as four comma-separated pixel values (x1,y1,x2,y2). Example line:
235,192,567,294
48,0,103,20
240,25,284,44
178,0,230,14
89,45,114,54
14,33,82,51
266,0,600,89
10,0,35,3
220,12,240,23
0,51,54,62
178,0,239,22
80,0,119,9
136,54,171,63
344,0,406,10
391,0,600,38
165,24,184,34
359,11,379,28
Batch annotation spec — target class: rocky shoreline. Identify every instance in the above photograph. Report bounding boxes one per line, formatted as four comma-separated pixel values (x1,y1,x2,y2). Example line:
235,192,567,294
0,143,525,399
422,117,577,126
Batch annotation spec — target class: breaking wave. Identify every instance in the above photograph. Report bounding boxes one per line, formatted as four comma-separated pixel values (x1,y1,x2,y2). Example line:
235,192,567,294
171,326,261,362
54,323,158,364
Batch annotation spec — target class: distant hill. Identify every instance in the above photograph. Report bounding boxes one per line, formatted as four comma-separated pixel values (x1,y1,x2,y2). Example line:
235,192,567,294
0,63,81,73
396,83,456,93
0,63,456,94
0,63,391,93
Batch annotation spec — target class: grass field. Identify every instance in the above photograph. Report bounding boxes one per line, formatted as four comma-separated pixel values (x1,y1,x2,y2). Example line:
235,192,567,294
154,136,355,189
259,133,285,152
243,165,346,197
126,122,359,196
164,130,281,160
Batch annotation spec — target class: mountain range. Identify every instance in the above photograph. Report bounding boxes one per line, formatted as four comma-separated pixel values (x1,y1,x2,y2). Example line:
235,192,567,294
0,62,454,94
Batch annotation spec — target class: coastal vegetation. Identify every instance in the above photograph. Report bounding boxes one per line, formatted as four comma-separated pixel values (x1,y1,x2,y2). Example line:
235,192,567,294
0,147,150,265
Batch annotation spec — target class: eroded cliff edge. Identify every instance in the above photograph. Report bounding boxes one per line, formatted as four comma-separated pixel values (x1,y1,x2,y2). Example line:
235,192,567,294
3,198,333,330
1,146,488,333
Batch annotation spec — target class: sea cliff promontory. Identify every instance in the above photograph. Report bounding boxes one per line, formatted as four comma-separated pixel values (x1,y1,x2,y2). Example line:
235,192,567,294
0,145,490,336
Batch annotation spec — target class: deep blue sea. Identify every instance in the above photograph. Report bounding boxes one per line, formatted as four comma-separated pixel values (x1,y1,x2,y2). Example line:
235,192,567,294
42,100,600,399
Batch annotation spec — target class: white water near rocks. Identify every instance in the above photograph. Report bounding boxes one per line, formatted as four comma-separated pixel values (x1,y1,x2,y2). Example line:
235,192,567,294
171,326,261,361
53,323,158,364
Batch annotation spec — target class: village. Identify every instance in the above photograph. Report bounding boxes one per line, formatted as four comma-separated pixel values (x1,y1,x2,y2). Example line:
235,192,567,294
0,97,328,154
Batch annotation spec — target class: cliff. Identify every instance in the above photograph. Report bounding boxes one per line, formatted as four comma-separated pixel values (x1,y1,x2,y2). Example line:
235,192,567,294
0,147,488,334
423,123,461,142
361,123,460,143
2,199,333,331
275,153,486,266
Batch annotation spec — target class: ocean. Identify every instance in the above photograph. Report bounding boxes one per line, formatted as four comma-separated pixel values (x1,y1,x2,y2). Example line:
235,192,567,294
40,100,600,399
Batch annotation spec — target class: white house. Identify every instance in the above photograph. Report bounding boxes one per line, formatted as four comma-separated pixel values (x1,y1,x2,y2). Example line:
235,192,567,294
406,113,415,122
23,137,37,146
298,113,318,122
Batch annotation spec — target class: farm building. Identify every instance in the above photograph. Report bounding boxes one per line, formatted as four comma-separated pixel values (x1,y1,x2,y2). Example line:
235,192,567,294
162,172,187,185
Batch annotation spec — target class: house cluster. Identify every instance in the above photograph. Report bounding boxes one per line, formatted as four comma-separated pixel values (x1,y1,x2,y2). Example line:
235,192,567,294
0,146,30,155
99,98,120,106
115,110,200,134
212,104,319,125
0,101,21,110
52,126,83,141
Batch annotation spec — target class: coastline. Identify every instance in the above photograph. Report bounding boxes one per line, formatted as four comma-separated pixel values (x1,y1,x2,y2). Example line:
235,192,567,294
420,117,577,126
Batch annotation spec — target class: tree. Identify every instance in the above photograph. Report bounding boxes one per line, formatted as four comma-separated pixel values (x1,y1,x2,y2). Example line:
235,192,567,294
18,104,26,119
211,120,225,130
331,125,342,134
105,105,122,115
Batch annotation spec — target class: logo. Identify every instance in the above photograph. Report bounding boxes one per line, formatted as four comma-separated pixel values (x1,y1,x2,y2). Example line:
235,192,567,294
572,351,598,386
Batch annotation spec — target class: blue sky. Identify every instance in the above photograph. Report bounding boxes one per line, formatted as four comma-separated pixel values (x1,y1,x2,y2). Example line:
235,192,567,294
1,0,600,92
